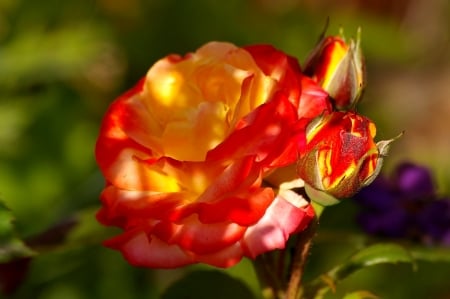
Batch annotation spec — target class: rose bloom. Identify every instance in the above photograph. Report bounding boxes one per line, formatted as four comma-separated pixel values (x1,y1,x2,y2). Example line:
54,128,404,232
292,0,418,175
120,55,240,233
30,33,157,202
297,111,391,203
95,42,328,268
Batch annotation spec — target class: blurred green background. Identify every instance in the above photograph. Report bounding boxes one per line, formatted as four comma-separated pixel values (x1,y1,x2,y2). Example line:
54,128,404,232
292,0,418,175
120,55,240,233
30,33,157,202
0,0,449,298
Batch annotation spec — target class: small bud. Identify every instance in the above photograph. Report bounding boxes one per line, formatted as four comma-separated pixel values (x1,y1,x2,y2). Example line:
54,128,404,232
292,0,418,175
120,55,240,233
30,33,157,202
297,111,398,205
304,29,365,111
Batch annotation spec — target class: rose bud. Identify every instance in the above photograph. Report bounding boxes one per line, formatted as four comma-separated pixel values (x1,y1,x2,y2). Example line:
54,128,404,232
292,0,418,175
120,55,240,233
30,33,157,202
303,30,365,110
296,111,396,205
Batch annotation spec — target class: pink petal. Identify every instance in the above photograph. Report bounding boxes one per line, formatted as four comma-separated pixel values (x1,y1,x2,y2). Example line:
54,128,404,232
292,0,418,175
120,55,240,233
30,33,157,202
241,190,314,258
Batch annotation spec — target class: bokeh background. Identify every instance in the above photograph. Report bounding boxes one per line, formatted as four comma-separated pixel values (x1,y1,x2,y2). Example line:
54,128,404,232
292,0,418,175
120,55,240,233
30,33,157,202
0,0,449,298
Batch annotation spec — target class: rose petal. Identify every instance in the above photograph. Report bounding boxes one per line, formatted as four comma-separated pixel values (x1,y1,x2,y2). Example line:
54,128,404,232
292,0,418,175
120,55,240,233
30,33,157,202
160,101,230,161
245,44,302,106
197,188,274,225
196,242,244,268
104,231,196,268
97,185,192,225
104,228,245,268
152,215,246,255
98,157,275,226
206,91,300,167
242,191,314,258
298,77,332,119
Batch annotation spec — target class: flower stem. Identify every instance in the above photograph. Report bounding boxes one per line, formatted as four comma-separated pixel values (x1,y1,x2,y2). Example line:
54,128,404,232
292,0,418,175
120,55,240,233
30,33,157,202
285,217,318,299
253,253,284,299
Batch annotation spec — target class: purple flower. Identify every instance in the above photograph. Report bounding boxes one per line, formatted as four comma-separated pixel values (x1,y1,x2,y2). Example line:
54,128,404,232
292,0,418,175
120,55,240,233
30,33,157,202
394,162,435,200
417,198,450,246
354,162,450,246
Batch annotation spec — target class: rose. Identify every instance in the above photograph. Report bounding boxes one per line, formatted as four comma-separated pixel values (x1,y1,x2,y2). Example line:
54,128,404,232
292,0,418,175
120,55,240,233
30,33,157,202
95,42,319,268
296,111,394,205
303,32,365,110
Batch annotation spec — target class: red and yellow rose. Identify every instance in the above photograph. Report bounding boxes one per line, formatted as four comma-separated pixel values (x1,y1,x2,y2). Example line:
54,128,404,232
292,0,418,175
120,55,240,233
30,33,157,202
95,42,330,268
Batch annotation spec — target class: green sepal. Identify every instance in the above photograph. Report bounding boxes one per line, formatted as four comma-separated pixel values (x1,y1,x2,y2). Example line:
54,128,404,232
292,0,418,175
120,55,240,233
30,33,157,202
305,183,340,206
362,132,403,188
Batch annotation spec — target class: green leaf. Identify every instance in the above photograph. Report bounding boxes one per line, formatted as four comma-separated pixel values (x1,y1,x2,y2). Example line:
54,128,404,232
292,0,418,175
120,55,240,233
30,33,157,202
342,290,379,299
409,246,450,263
330,243,415,280
304,243,414,299
0,201,35,263
161,270,257,299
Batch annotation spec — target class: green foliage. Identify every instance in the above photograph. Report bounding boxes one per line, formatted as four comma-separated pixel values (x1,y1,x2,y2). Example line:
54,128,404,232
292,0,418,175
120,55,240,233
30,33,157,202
302,241,450,299
0,201,34,263
161,270,257,299
342,290,378,299
409,246,450,263
303,243,415,299
330,243,415,280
